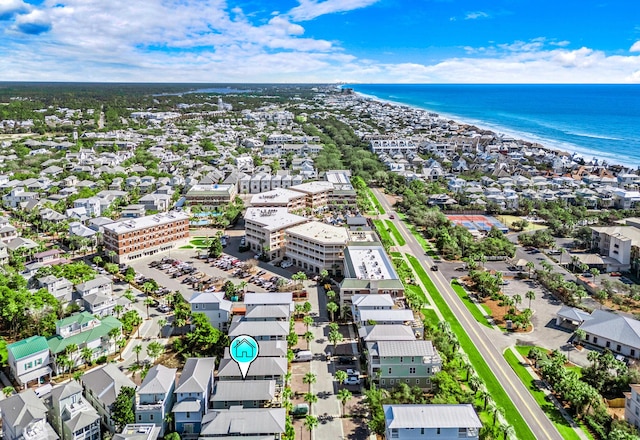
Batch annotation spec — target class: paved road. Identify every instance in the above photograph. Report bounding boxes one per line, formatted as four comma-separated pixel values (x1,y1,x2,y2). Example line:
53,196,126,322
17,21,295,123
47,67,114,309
373,188,563,440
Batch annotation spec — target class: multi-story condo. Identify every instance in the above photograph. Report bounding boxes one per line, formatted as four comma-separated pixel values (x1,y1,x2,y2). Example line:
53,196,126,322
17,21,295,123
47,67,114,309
339,244,405,311
7,335,51,389
383,404,482,440
189,291,232,331
172,357,215,437
185,184,237,211
0,389,58,440
284,221,348,275
249,188,307,212
289,181,334,212
324,170,358,210
47,312,122,373
46,381,101,440
368,137,417,155
367,340,442,390
244,207,308,260
136,365,177,437
103,212,190,263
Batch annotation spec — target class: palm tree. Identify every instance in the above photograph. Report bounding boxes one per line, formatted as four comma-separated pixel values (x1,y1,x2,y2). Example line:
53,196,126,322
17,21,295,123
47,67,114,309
116,338,126,360
303,392,318,412
303,372,317,392
326,301,339,321
158,318,167,338
302,315,314,331
147,341,164,363
81,347,93,366
326,290,336,301
143,297,155,320
303,331,313,349
525,290,536,309
573,328,586,346
328,329,343,349
491,404,504,427
499,423,515,440
469,375,483,394
303,415,318,434
133,344,143,364
512,294,522,308
334,370,348,385
525,261,535,279
113,304,124,319
479,388,492,410
108,327,121,353
337,388,353,417
128,363,142,381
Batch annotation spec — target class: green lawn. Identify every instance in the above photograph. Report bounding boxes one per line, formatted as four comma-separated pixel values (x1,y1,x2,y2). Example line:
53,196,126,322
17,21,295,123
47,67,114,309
373,219,395,246
406,284,429,305
368,188,386,214
390,251,402,258
451,281,493,328
421,308,439,325
406,254,536,440
385,220,406,246
504,348,590,440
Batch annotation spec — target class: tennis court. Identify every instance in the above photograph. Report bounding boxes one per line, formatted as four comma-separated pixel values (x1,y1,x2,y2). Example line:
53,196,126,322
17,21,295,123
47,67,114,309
447,214,509,234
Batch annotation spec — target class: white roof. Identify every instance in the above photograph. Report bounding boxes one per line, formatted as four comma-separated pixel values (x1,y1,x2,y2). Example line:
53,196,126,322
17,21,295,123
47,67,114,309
352,294,394,308
384,404,481,429
250,188,305,206
104,211,188,234
244,292,292,306
358,309,414,324
289,181,334,194
344,246,399,281
285,221,348,245
244,208,308,232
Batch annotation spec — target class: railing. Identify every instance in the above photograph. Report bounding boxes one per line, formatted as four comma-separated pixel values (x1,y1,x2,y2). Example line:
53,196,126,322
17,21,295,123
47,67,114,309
136,401,164,410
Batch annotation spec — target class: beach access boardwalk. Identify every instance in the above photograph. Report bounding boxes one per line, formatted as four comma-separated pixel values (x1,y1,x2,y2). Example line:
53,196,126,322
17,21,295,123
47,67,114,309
371,188,563,440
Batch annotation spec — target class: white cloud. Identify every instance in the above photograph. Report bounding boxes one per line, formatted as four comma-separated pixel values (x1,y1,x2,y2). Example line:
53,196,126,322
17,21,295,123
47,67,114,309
630,41,640,52
0,3,639,84
465,11,489,20
0,0,29,20
288,0,379,22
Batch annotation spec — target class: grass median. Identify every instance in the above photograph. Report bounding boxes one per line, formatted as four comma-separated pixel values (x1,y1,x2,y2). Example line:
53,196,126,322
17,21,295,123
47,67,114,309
406,254,536,440
373,219,394,246
451,281,493,328
504,348,589,440
385,220,406,246
368,188,386,214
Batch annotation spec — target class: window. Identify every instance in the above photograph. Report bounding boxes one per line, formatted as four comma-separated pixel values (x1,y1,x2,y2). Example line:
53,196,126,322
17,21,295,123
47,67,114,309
388,368,392,374
186,412,190,418
632,349,636,357
390,429,399,439
409,367,416,374
458,428,467,436
437,428,441,434
138,415,142,421
593,337,598,344
399,357,404,363
416,379,420,384
150,415,154,421
606,341,611,348
617,345,621,352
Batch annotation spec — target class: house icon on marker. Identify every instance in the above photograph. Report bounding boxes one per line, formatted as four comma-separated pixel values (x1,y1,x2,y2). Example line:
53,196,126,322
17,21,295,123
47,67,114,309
233,337,256,360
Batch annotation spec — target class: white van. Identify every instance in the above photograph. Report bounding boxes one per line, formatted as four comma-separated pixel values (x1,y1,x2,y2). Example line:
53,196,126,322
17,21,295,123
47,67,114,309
293,350,313,362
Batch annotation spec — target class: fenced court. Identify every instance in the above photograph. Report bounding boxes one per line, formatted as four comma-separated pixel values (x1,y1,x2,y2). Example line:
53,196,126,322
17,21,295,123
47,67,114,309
446,214,509,234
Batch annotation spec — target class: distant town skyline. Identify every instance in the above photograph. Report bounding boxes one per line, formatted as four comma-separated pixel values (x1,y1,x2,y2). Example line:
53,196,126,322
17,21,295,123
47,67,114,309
1,0,640,83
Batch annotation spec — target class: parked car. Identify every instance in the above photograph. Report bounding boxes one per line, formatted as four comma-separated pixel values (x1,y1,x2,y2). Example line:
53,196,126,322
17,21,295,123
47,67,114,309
345,368,359,376
293,350,313,362
337,356,356,365
291,404,309,418
343,376,361,386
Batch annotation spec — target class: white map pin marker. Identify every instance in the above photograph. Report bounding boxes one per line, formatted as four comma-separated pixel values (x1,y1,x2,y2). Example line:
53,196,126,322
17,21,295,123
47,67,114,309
230,334,259,379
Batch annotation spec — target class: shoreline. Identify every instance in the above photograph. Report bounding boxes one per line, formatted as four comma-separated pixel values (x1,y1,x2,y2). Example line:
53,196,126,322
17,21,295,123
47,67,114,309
348,87,639,170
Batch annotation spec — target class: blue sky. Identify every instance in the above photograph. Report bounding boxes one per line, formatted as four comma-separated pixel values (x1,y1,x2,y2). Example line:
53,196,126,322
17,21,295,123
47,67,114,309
1,0,640,82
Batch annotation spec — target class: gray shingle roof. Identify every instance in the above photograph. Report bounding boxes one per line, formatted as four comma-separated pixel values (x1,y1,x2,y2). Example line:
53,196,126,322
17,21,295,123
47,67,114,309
359,325,416,342
0,389,48,432
211,380,276,402
200,407,286,436
81,363,136,408
138,364,176,396
243,292,292,306
172,399,201,413
175,357,215,394
579,309,640,349
383,404,482,429
245,305,290,320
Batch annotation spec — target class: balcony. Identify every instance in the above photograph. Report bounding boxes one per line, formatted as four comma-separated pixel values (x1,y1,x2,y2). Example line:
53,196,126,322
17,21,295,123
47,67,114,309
136,400,165,411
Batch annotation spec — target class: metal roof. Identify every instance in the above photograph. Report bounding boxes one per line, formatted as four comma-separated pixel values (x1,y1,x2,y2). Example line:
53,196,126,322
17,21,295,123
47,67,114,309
383,404,482,429
579,309,640,349
217,357,287,378
138,364,177,396
175,357,215,394
228,320,288,338
199,407,286,436
376,340,439,358
211,380,275,402
7,335,49,360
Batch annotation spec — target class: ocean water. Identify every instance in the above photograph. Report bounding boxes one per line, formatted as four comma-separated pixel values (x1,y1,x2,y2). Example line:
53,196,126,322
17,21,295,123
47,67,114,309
347,84,640,168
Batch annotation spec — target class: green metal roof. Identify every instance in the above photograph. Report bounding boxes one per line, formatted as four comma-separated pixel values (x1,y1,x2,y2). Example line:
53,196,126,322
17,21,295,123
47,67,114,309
56,311,97,328
48,316,122,354
7,335,49,360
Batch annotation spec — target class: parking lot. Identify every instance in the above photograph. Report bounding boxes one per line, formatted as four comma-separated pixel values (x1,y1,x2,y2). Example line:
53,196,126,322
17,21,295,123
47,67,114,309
128,247,292,303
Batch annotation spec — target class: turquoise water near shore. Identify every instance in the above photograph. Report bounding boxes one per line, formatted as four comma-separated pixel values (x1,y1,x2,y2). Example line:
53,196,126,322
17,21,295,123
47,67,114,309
348,84,640,168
